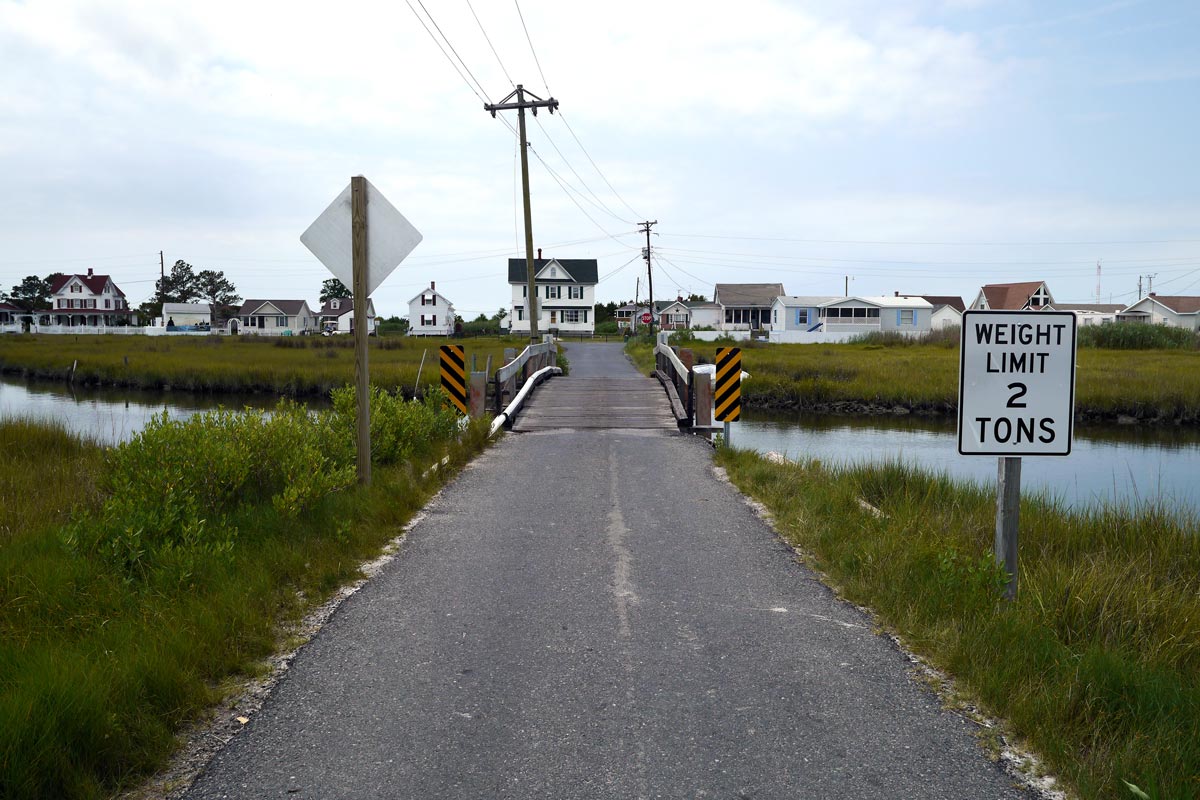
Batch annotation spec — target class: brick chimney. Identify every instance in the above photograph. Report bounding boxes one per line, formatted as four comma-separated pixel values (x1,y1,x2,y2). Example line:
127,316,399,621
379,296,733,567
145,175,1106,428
1149,292,1156,297
87,268,94,277
430,280,435,291
537,248,542,259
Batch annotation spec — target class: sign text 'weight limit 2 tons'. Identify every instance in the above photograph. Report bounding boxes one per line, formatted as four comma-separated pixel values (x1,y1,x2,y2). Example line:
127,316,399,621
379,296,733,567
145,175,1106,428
958,311,1077,456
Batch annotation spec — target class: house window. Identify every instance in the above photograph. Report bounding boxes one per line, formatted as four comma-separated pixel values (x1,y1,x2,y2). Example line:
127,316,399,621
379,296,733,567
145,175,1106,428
563,309,580,323
276,316,287,327
1029,287,1050,308
105,299,111,309
773,309,778,323
794,309,808,325
550,267,557,277
900,309,914,325
71,284,81,293
516,307,523,321
331,299,340,310
546,286,561,299
568,286,583,299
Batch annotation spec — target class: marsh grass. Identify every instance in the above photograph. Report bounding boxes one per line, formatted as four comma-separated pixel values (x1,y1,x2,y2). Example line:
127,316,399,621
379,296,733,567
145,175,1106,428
626,338,1200,420
0,334,525,398
0,398,491,799
717,449,1200,799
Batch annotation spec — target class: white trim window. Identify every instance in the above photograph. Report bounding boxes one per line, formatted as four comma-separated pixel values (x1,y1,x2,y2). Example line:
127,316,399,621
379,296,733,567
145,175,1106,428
546,285,561,299
900,309,914,325
568,285,583,299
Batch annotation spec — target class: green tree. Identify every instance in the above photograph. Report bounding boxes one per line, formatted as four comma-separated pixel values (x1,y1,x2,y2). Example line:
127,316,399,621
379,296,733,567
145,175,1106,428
320,279,350,304
194,269,241,307
156,260,199,303
4,275,53,312
686,293,708,302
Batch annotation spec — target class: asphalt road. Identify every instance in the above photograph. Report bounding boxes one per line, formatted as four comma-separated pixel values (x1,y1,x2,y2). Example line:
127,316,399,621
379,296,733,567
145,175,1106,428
185,342,1026,799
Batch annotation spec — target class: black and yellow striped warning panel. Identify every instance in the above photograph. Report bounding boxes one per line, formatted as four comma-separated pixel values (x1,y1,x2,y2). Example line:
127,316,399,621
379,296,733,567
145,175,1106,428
714,347,741,422
440,345,467,415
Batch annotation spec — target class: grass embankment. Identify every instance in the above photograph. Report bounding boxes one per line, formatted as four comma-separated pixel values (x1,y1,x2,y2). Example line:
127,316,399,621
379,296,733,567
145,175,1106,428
717,448,1199,799
625,333,1200,423
0,392,490,799
0,334,527,397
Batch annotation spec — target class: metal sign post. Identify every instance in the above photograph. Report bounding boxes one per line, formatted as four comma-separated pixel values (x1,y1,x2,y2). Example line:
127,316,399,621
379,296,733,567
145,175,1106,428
958,310,1077,600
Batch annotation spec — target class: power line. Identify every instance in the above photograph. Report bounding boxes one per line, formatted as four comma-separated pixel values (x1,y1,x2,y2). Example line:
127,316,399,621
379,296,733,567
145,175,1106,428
533,115,635,225
664,232,1200,246
557,112,643,220
598,254,642,283
404,0,489,103
465,0,515,88
512,0,551,94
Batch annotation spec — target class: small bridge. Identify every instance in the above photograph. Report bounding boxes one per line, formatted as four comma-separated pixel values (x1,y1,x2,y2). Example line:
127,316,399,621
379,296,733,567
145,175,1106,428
486,336,710,433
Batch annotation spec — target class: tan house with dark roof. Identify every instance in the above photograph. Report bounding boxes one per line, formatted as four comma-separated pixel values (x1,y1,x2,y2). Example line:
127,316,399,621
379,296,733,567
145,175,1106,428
1117,294,1200,330
238,299,316,334
970,282,1054,311
713,283,785,330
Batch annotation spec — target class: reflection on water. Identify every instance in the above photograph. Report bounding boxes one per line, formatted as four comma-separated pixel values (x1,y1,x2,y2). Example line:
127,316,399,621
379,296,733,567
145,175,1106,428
0,376,291,445
735,409,1200,516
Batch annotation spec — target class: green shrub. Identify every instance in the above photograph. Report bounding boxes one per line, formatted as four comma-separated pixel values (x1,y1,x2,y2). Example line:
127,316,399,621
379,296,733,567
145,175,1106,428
1079,323,1199,350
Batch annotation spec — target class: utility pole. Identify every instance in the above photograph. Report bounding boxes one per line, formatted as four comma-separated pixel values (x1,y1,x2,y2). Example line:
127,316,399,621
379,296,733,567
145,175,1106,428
485,85,558,343
159,250,165,323
639,221,657,335
633,277,640,333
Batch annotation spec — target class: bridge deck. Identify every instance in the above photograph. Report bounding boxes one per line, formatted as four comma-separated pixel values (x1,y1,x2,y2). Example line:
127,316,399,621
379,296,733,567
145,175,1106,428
511,376,677,431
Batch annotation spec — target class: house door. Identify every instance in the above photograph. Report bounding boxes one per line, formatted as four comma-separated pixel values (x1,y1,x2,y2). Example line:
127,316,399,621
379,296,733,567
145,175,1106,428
550,311,557,325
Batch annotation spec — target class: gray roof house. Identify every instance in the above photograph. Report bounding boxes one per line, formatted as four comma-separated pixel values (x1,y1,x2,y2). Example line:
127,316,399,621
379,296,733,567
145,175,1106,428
713,283,785,329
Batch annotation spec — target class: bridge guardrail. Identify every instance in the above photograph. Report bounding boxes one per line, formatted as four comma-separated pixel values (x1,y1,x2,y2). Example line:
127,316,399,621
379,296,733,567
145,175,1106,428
493,338,557,414
653,333,694,428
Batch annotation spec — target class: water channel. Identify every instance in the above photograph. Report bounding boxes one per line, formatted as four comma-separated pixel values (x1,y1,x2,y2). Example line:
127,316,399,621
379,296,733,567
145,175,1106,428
735,409,1200,517
2,375,1198,517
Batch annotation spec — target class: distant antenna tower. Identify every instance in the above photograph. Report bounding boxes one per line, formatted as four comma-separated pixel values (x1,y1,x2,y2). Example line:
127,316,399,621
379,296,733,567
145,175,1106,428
1095,260,1102,304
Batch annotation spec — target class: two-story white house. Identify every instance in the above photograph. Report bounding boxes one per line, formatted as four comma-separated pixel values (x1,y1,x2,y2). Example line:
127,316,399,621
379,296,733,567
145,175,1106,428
507,255,597,336
237,300,316,334
408,282,456,336
47,269,138,327
318,297,377,335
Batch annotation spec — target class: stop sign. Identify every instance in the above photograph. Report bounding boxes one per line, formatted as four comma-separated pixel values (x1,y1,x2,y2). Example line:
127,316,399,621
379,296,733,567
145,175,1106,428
641,312,652,324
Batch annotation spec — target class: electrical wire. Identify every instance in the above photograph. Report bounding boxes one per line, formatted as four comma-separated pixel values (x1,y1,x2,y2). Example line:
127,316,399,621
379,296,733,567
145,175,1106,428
512,0,551,94
465,0,515,88
557,112,643,220
664,232,1200,246
404,0,489,103
533,115,635,225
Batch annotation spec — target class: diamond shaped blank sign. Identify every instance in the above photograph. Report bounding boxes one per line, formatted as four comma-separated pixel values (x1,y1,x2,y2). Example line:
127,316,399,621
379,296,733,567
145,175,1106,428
300,178,422,297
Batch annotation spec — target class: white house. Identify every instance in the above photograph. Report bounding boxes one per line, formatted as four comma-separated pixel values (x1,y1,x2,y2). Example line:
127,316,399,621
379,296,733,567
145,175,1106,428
162,302,212,328
655,300,691,330
770,296,839,333
686,300,723,329
238,300,316,334
508,256,597,336
893,294,965,330
1117,294,1200,330
408,282,456,336
970,282,1054,311
1054,303,1124,327
47,269,138,328
318,297,377,334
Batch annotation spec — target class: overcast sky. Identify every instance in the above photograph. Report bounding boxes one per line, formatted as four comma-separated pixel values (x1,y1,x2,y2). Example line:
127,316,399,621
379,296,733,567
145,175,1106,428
2,0,1198,319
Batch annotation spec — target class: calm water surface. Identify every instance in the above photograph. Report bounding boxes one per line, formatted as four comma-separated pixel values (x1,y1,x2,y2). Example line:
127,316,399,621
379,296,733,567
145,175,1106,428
0,376,289,444
734,409,1200,517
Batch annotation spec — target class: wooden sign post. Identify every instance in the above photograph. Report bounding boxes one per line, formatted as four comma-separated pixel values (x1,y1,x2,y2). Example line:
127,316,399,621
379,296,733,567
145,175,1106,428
301,176,423,487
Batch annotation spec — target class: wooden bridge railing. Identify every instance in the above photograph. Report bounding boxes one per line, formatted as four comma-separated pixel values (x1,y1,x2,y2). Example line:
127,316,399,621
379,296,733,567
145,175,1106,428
653,333,694,428
492,338,557,414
